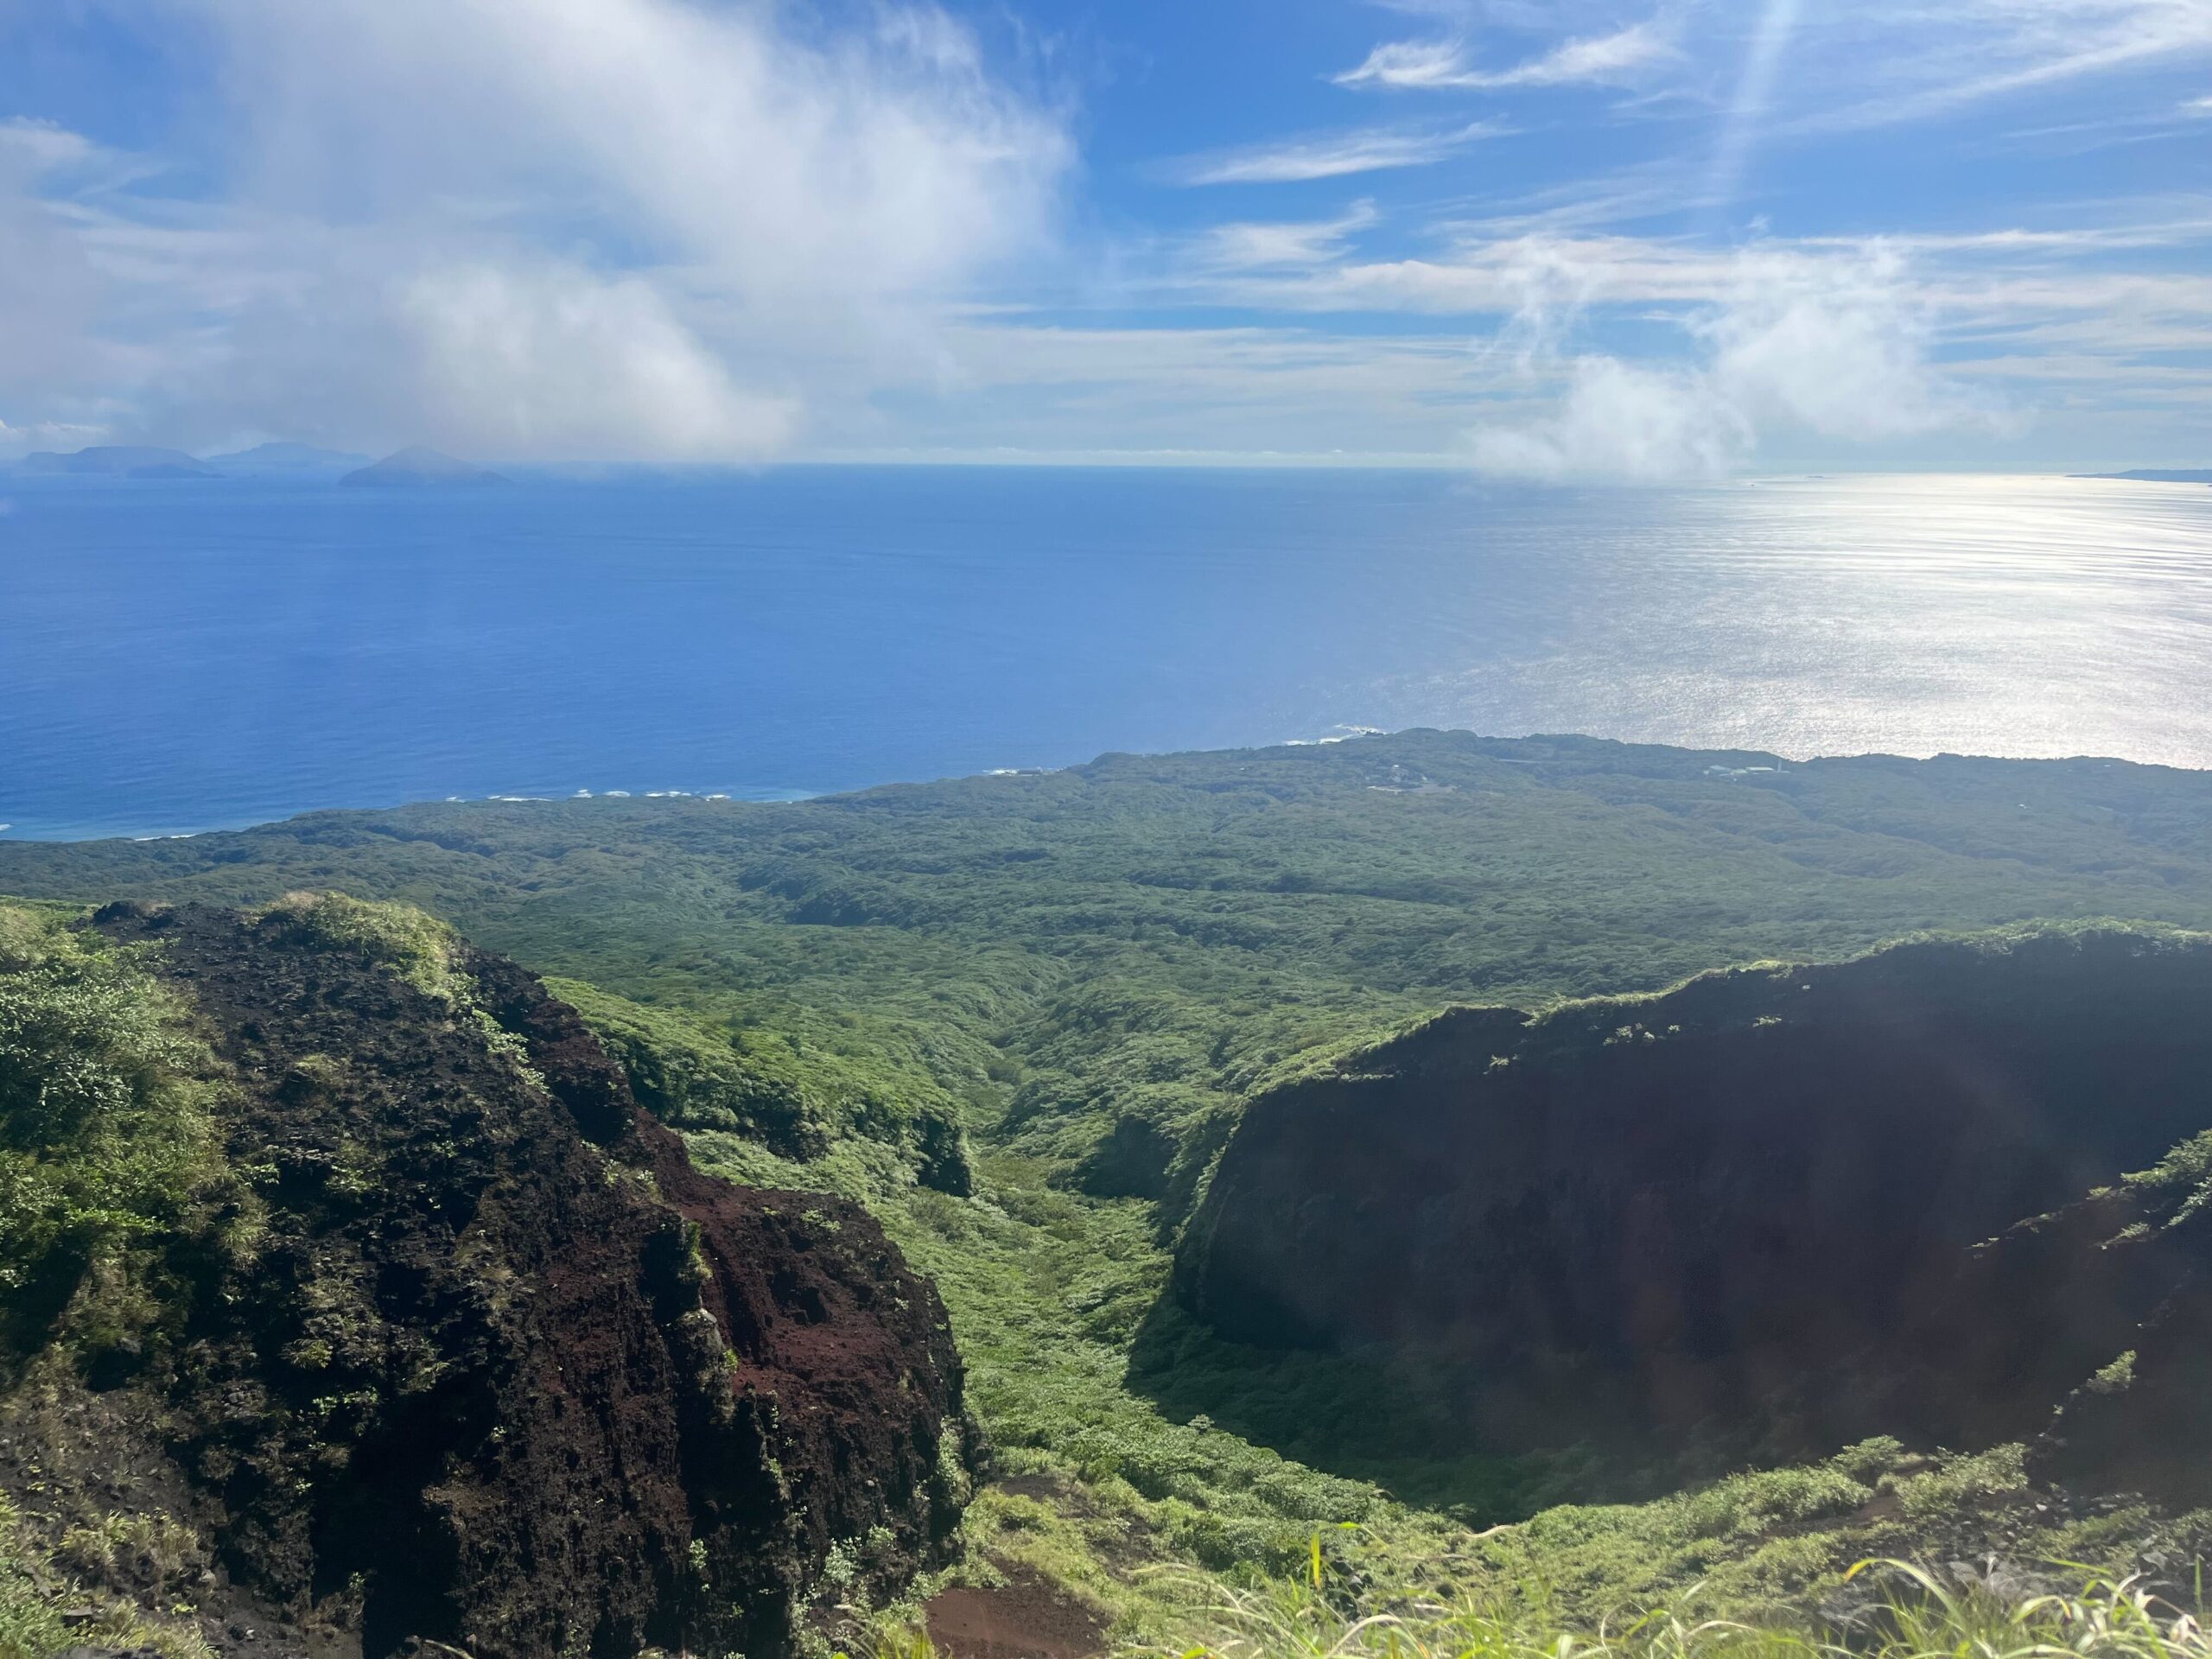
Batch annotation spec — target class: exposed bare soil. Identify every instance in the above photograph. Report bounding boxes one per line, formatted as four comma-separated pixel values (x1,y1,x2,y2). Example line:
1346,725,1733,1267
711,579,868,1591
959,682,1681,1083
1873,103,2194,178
927,1561,1107,1659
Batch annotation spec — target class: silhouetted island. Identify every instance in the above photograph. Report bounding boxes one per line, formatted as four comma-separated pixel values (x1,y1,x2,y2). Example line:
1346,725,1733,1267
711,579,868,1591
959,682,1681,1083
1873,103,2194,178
17,444,215,479
206,441,372,474
339,444,510,488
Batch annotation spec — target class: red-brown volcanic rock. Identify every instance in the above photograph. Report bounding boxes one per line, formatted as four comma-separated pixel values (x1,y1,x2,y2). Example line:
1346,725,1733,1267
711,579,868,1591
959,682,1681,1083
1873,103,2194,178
84,901,977,1659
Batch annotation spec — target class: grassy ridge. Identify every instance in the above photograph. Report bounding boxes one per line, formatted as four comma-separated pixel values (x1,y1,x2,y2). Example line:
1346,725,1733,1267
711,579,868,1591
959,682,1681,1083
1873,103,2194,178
9,732,2212,1632
1129,1555,2212,1659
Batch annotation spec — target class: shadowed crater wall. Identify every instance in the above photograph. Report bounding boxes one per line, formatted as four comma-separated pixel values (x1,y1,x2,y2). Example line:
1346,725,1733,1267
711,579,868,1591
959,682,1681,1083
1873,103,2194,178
1171,928,2212,1502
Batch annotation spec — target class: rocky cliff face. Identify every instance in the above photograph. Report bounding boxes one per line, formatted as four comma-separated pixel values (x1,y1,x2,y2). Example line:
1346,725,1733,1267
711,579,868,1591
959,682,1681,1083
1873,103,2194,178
9,899,976,1659
1174,928,2212,1502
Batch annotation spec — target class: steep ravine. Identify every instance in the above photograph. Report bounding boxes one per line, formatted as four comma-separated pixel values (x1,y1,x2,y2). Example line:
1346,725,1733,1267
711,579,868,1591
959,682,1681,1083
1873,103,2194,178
1173,927,2212,1503
2,899,979,1659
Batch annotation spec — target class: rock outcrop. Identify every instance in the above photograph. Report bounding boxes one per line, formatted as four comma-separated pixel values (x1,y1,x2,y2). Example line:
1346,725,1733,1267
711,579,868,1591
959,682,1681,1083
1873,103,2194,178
17,900,976,1659
1174,927,2212,1502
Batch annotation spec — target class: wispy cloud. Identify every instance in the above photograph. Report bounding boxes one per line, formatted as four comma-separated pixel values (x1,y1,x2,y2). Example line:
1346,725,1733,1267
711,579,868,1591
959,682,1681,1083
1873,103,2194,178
1704,0,1803,211
1192,203,1381,270
1172,121,1508,184
1782,0,2212,131
1335,21,1675,91
0,118,99,174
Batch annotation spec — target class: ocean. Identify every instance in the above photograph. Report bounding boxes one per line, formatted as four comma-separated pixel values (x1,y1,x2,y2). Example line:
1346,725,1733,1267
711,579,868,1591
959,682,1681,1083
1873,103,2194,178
2,467,2209,841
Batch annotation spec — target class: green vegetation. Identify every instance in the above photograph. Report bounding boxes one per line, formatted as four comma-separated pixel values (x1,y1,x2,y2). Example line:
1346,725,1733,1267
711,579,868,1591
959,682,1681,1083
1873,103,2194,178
251,888,464,1001
10,734,2212,1229
1130,1555,2212,1659
0,906,227,1360
558,977,972,1189
9,733,2212,1636
0,1458,215,1659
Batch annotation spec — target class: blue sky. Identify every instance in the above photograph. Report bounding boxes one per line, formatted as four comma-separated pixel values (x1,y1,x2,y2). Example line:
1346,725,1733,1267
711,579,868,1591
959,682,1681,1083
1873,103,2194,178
1,0,2208,473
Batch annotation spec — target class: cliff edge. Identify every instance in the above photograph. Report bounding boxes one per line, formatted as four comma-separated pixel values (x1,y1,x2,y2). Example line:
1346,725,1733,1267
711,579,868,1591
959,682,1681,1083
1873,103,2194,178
1173,926,2212,1503
0,897,977,1659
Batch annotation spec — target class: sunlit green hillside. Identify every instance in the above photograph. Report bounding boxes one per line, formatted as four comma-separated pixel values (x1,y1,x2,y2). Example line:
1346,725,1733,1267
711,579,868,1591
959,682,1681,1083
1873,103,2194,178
8,730,2212,1638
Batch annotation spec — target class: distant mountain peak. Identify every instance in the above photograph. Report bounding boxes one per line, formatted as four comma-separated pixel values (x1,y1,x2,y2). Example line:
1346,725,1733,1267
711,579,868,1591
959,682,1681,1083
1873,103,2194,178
339,445,510,488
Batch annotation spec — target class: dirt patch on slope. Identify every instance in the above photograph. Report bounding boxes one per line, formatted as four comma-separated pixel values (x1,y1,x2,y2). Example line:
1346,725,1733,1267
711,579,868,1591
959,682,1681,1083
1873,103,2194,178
927,1562,1107,1659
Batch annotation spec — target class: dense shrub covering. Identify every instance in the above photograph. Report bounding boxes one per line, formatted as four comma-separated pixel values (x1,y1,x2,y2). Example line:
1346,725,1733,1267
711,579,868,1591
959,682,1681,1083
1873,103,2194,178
560,978,973,1191
0,906,222,1356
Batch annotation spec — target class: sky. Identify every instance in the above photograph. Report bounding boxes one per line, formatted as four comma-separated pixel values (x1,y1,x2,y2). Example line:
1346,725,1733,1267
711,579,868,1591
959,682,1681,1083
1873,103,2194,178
0,0,2208,475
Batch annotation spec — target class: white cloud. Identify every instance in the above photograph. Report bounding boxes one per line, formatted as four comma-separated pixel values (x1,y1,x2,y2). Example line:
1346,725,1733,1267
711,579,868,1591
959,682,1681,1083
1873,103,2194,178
1173,122,1507,184
1470,357,1747,479
1193,203,1381,270
1777,0,2212,131
0,118,99,175
1467,246,2005,480
1709,249,1991,437
1340,4,2212,133
5,0,2209,466
1335,21,1675,90
395,263,798,461
1333,40,1472,91
0,0,1067,461
0,131,116,429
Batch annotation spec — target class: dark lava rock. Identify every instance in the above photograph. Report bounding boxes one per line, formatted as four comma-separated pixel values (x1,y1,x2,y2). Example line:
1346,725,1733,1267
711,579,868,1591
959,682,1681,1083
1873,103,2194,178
1173,927,2212,1497
70,901,976,1659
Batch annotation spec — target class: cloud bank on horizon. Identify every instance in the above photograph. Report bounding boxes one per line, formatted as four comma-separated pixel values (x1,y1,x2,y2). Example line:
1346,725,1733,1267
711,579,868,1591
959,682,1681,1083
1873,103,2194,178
0,0,2208,477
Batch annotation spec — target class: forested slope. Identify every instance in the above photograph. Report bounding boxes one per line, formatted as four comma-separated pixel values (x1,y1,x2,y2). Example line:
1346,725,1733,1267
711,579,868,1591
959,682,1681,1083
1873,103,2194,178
10,731,2212,1640
9,731,2212,1227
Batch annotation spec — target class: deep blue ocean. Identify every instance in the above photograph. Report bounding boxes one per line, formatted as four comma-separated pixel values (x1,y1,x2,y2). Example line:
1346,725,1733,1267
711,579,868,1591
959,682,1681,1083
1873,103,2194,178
3,466,2209,841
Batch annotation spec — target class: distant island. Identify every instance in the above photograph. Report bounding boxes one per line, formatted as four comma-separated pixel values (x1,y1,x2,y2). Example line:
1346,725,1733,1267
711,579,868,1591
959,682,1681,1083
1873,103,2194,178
204,441,371,474
339,444,509,488
2075,468,2212,483
4,440,499,485
17,444,215,479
